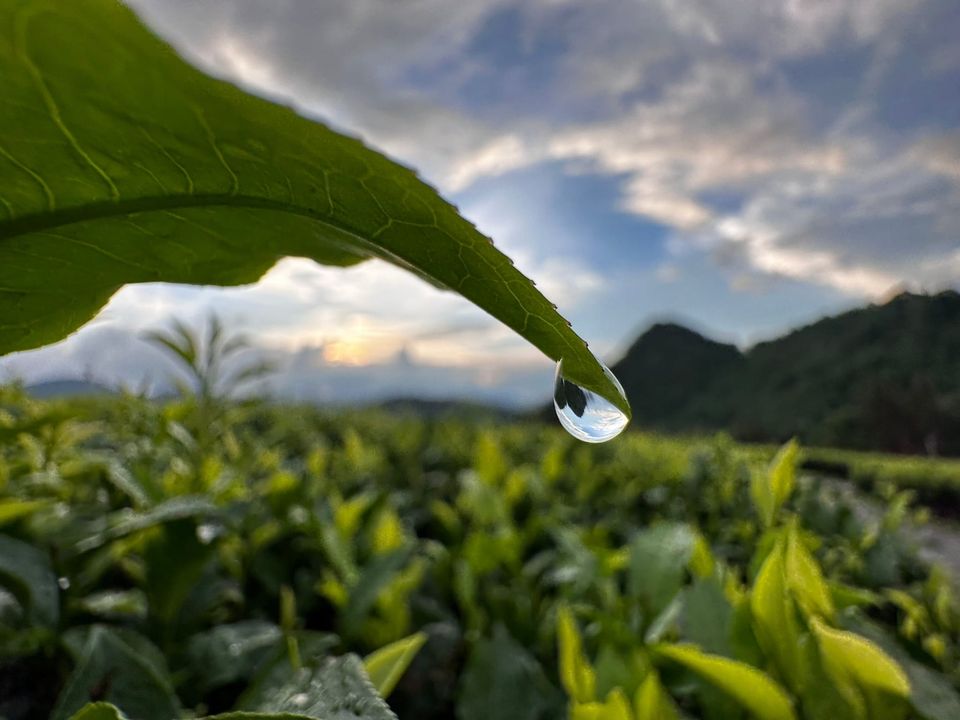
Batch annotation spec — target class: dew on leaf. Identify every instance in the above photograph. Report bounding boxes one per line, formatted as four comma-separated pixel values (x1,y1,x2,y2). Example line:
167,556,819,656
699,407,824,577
553,359,629,443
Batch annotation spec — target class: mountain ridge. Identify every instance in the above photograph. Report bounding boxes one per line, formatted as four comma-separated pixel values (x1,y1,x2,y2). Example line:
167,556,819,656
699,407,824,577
609,290,960,455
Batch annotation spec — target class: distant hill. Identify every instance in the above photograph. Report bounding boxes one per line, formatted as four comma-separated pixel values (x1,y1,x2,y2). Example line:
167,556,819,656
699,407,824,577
376,397,517,421
610,291,960,455
25,379,113,399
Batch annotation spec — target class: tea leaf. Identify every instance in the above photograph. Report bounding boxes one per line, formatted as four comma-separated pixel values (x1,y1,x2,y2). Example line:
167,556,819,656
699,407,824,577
656,644,797,720
558,605,597,703
364,632,427,699
0,532,58,627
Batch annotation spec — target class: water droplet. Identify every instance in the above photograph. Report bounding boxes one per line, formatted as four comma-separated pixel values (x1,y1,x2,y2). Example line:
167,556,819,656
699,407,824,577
290,693,310,707
553,360,629,443
58,576,71,590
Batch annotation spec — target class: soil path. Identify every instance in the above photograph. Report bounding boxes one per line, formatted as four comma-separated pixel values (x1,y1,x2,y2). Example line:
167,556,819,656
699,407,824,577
822,477,960,586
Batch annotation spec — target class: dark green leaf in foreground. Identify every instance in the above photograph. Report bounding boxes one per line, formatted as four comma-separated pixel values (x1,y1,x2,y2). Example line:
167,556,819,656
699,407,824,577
239,654,397,720
186,621,285,693
68,703,128,720
0,0,628,415
458,624,563,720
53,626,180,720
65,702,343,720
0,532,59,627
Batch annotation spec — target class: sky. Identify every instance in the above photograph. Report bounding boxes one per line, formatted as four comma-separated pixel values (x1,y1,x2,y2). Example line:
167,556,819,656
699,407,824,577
3,0,959,407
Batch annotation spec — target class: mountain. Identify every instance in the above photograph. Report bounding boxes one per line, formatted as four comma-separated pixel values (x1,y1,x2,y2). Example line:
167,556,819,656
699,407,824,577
610,291,960,455
613,323,743,427
25,379,113,399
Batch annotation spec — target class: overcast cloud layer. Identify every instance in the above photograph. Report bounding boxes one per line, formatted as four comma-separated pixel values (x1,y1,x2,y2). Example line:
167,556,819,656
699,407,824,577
4,0,958,405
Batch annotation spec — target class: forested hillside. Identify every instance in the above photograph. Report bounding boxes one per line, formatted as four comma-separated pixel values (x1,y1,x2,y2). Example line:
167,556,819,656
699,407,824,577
612,291,960,455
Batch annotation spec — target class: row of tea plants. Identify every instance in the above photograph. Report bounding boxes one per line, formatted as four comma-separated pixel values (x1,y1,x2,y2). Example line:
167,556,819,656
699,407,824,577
0,383,958,719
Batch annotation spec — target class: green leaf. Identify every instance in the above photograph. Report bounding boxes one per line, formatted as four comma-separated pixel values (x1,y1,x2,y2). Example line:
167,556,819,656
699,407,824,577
593,644,640,699
842,614,960,720
65,704,335,720
682,577,733,656
571,688,632,720
0,497,50,525
52,626,180,720
340,547,412,640
240,654,397,720
628,523,696,621
75,589,148,620
794,638,862,720
634,672,680,720
810,618,909,697
236,631,340,710
557,605,597,703
205,715,353,720
73,495,217,553
143,518,216,626
752,440,798,527
363,631,427,699
809,617,910,719
750,540,804,691
0,0,627,415
656,644,797,720
0,532,58,627
783,520,834,621
68,703,127,720
186,621,284,693
459,624,563,720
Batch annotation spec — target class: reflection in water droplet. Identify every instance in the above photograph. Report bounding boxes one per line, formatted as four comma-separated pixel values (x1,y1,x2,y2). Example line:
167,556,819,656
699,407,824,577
553,360,629,443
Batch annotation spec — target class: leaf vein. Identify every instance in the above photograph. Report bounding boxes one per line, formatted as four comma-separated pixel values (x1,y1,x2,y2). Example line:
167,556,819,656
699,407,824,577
38,231,155,275
0,142,56,211
15,7,120,202
139,128,195,194
193,108,239,195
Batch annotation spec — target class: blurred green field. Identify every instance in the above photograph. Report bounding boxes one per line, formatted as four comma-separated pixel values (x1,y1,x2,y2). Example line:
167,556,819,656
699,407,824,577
1,384,959,720
794,448,960,518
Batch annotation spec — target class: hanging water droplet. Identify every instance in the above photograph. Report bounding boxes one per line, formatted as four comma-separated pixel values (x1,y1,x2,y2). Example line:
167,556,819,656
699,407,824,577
58,576,71,590
553,359,629,443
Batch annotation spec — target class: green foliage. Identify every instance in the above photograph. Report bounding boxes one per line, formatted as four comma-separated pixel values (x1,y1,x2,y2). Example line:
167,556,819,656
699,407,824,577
68,704,127,720
0,0,625,412
558,606,598,704
364,632,427,699
751,439,798,528
52,626,180,720
809,618,909,720
1,392,959,719
237,655,396,719
633,672,679,720
655,644,797,720
0,533,58,627
459,624,563,720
